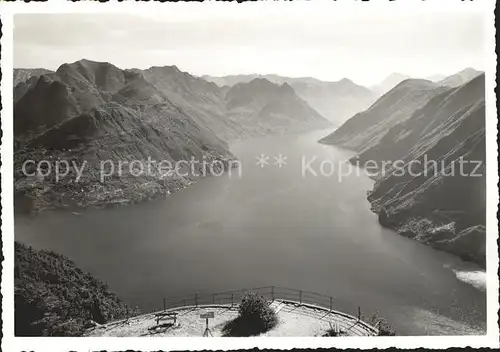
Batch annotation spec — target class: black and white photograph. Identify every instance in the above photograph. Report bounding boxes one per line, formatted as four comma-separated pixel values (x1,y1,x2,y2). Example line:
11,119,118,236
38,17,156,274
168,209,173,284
1,0,498,350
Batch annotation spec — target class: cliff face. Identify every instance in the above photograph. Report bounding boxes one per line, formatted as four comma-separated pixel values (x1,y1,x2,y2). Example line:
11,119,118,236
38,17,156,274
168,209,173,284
322,74,486,267
14,60,328,213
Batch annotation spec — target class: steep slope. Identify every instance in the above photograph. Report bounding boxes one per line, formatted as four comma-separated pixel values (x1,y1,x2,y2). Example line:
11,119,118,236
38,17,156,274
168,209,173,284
355,75,485,165
136,66,242,140
133,68,330,139
369,74,486,266
203,74,375,125
224,78,330,134
337,75,486,266
437,68,483,88
14,59,235,213
319,79,448,153
15,241,129,336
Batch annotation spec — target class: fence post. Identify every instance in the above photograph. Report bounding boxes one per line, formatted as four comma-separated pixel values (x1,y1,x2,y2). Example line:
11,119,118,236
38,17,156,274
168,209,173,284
195,293,198,307
271,286,275,301
163,298,166,312
299,290,302,305
329,296,332,311
231,293,234,307
357,306,361,320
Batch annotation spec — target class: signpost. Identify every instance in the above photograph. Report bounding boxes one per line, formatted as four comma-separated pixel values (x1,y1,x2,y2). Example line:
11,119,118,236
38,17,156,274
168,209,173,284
200,312,214,337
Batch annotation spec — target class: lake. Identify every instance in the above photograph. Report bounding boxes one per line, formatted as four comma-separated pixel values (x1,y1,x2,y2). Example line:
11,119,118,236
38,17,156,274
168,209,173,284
15,129,486,335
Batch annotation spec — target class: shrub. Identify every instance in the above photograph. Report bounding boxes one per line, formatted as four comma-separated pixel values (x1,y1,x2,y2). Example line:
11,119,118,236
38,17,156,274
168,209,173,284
222,292,278,336
238,292,277,331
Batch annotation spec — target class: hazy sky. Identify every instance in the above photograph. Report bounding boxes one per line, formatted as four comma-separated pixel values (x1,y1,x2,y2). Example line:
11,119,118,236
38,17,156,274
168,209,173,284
14,10,485,86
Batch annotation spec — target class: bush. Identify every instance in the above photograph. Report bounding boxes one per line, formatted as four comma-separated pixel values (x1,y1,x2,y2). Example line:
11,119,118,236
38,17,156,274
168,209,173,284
238,292,278,330
222,292,278,336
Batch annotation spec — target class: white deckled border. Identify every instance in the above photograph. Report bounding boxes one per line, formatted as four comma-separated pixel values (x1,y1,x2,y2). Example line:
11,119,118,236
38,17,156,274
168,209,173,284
1,0,498,351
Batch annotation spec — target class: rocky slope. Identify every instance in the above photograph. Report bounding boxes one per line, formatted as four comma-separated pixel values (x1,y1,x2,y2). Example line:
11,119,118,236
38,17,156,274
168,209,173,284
15,241,129,336
203,74,375,125
322,74,486,267
14,59,329,213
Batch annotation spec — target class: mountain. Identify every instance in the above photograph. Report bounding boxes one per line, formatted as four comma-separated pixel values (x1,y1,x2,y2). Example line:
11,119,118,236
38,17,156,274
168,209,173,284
286,78,375,126
138,69,329,140
203,74,375,125
437,67,483,88
370,73,411,97
322,74,486,267
14,69,57,103
319,79,448,153
202,74,259,87
370,74,486,267
14,68,54,86
15,241,129,336
14,59,328,213
224,78,330,134
14,59,236,213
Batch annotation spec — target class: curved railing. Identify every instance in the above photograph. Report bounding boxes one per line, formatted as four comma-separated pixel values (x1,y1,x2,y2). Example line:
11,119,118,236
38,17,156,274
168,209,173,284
158,286,379,335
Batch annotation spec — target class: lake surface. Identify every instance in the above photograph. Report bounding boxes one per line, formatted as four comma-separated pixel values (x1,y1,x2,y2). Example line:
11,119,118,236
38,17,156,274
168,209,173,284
15,129,486,335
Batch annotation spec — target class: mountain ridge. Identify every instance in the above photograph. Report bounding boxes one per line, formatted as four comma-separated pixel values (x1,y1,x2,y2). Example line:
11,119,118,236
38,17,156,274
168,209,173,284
319,79,448,152
320,74,486,267
14,59,329,214
203,74,375,125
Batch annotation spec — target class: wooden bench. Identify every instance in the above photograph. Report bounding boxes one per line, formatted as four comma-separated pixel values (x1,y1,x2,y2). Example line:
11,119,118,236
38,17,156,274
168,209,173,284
155,312,178,325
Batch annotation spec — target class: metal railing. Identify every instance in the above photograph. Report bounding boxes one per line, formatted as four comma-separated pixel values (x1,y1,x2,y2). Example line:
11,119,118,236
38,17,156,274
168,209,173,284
159,286,378,334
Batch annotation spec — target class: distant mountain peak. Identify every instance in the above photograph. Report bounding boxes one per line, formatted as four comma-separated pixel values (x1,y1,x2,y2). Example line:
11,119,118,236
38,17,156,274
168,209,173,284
147,65,181,73
395,78,436,89
437,67,483,88
371,73,412,97
338,77,354,85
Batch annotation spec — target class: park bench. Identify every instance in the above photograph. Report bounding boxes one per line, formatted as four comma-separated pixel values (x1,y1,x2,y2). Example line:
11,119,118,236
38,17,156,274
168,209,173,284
154,311,178,325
